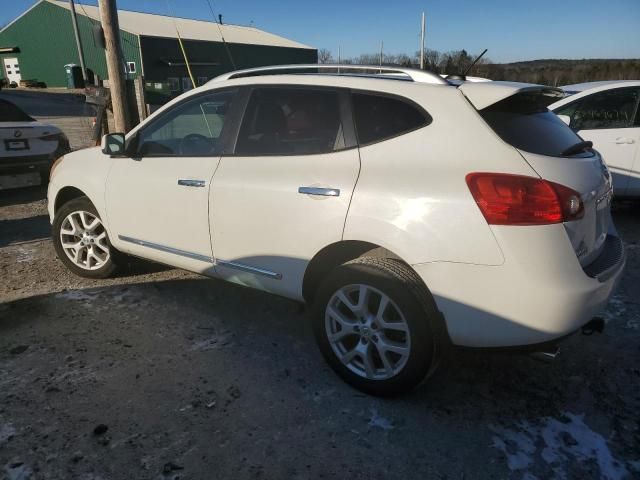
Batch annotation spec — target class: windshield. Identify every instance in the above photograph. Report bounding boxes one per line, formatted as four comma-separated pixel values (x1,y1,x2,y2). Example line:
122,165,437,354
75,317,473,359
0,99,35,122
480,92,592,158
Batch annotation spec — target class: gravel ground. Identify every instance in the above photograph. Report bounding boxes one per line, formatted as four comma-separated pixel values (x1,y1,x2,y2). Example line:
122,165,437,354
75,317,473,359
0,186,639,480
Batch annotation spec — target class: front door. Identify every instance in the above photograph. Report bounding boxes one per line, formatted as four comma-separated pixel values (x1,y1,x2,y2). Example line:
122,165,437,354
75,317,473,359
210,86,360,299
3,58,21,85
105,89,237,273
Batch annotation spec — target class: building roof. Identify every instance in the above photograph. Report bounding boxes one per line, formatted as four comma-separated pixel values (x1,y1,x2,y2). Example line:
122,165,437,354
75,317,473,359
45,0,314,50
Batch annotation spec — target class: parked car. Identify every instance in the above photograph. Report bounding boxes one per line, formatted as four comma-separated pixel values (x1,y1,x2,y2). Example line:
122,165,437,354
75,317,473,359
47,65,624,396
0,98,70,190
549,80,640,197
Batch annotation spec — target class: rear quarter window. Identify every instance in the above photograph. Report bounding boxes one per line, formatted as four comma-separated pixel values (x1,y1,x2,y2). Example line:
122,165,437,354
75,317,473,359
480,92,590,158
352,93,431,145
0,99,34,122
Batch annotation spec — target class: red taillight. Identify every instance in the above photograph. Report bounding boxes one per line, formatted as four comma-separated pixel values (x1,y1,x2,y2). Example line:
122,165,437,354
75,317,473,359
466,173,584,225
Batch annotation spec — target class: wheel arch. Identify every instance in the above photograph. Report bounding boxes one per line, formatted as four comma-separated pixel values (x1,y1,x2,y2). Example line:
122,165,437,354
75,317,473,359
54,186,88,214
302,240,406,304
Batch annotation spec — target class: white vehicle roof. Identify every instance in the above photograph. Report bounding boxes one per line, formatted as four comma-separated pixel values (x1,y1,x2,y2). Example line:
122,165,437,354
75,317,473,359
560,80,640,93
550,80,640,110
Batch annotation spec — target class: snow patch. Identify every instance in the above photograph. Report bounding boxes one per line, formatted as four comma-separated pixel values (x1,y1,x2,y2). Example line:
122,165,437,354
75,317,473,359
490,412,629,480
368,408,394,431
0,423,16,446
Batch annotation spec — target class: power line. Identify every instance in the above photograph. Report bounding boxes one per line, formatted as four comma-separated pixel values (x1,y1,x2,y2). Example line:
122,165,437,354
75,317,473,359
204,0,236,70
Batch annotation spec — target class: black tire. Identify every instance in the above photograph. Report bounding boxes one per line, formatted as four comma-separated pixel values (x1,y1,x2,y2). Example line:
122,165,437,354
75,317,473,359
312,257,443,397
52,196,119,279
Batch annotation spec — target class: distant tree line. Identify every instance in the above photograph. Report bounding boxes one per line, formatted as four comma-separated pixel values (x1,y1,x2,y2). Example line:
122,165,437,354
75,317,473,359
317,48,640,85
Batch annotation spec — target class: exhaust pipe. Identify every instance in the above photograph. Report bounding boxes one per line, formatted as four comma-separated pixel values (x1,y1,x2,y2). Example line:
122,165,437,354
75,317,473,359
530,345,560,363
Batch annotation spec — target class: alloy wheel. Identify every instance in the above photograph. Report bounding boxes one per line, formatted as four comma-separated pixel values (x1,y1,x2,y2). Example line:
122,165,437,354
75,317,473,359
325,284,411,380
59,210,110,271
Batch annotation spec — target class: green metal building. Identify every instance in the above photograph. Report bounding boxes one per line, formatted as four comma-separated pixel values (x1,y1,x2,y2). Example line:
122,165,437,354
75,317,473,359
0,0,317,92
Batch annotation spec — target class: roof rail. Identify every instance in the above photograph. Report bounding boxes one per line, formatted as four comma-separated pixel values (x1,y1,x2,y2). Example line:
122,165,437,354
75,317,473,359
211,64,448,84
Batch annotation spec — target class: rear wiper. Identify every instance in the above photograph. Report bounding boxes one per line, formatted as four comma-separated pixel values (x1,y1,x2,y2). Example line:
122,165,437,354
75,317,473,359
561,141,593,157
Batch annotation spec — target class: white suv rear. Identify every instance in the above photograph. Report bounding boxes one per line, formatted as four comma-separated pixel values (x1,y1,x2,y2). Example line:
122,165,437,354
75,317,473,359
47,66,625,396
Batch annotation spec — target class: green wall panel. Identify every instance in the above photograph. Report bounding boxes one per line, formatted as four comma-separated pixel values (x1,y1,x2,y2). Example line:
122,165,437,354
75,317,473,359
0,1,316,91
140,36,317,93
0,1,140,87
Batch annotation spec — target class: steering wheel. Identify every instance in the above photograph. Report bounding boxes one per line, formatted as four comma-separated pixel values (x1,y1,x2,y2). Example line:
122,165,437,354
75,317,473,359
178,133,214,155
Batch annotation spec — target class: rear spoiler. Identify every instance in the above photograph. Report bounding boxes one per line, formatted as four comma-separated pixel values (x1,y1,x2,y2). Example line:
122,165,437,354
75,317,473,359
459,81,564,110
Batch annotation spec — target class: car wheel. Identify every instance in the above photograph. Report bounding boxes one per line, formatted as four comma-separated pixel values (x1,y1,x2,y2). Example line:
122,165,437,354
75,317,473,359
52,196,119,279
313,257,442,396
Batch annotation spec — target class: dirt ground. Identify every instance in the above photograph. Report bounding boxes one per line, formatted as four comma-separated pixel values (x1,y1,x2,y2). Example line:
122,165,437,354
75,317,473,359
0,184,638,480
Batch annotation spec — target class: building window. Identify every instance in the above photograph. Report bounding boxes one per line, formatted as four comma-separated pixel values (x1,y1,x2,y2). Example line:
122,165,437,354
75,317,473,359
197,76,208,86
182,77,193,91
127,62,136,74
168,77,179,92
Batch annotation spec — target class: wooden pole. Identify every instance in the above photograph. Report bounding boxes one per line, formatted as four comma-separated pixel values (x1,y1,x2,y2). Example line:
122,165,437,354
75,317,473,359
98,0,129,132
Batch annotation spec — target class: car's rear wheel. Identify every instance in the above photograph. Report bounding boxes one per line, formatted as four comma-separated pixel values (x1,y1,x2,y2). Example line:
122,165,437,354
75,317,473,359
313,257,442,396
52,197,119,279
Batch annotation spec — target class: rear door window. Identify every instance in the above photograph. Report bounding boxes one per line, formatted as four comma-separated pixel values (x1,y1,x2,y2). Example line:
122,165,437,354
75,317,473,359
235,87,344,156
480,92,590,158
352,93,430,145
557,87,640,130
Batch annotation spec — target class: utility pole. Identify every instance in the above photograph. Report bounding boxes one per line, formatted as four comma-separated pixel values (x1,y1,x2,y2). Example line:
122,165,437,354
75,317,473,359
68,0,88,82
420,12,425,70
98,0,129,132
379,40,383,72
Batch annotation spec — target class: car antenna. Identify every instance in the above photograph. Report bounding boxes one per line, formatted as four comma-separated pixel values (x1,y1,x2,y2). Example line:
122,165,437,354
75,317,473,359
446,49,488,84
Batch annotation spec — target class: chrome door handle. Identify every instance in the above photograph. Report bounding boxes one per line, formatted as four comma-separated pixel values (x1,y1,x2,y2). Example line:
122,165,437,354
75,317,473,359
298,186,340,197
178,179,206,187
615,137,635,144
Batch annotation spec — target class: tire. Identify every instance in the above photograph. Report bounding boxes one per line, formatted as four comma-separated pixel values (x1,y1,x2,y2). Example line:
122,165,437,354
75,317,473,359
52,196,119,279
313,257,443,397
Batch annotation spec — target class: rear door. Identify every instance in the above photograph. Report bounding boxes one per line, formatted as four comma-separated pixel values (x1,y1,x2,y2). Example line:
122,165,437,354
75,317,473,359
554,87,640,196
209,86,360,299
477,89,614,267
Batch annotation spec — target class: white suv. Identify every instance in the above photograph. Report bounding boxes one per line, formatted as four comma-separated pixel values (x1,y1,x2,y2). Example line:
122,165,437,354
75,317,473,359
47,65,625,396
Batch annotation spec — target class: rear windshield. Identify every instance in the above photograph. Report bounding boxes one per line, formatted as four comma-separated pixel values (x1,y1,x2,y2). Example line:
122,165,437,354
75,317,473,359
0,99,34,122
480,92,592,158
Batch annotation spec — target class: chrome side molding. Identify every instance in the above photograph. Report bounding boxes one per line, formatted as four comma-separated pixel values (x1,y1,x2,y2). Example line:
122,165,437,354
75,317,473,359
298,186,340,197
118,235,213,263
217,260,282,280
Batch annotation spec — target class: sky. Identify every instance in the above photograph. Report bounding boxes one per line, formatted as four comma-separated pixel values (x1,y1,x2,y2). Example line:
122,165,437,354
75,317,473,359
2,0,640,63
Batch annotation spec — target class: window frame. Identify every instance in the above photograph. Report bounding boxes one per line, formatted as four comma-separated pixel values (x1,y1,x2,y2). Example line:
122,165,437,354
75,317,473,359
349,89,433,147
556,87,640,131
128,87,242,158
228,84,358,157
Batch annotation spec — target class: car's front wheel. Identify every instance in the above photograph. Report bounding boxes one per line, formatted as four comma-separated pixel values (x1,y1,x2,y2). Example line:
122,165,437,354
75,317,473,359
52,197,119,279
313,257,442,396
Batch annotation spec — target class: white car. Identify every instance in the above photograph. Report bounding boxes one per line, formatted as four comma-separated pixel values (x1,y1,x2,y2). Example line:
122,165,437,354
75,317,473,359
47,65,624,396
549,80,640,197
0,98,70,190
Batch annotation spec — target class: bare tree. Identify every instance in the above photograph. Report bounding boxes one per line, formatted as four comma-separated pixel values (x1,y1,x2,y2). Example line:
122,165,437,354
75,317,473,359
318,49,333,64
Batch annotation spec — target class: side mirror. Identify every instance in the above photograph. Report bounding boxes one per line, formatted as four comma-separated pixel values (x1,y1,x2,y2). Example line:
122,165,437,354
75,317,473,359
557,114,571,126
101,133,126,156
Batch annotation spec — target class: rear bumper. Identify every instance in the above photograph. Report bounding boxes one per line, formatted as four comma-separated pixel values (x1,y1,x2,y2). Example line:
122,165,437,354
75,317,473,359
0,153,55,175
413,224,625,347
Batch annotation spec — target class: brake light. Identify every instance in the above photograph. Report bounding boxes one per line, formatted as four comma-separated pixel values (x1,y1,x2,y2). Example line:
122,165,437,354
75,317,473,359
466,173,584,225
